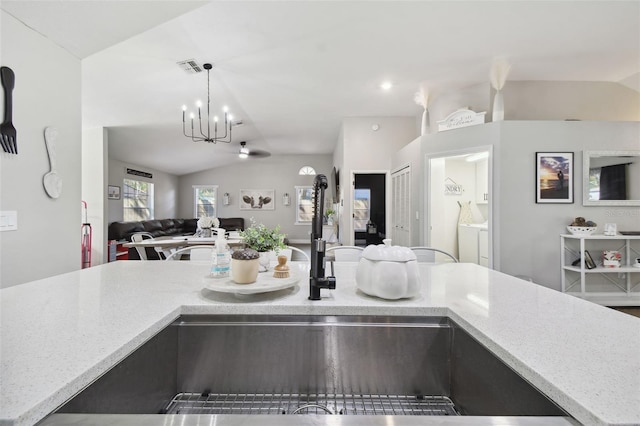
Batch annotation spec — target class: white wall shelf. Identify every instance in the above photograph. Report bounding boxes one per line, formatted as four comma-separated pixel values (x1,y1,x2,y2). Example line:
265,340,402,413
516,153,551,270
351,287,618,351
560,233,640,306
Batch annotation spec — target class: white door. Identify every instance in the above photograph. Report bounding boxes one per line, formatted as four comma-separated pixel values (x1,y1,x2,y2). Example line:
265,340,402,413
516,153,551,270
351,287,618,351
392,166,411,246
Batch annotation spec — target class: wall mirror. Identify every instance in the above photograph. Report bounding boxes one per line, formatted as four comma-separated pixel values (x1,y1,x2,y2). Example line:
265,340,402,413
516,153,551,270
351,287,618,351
583,150,640,206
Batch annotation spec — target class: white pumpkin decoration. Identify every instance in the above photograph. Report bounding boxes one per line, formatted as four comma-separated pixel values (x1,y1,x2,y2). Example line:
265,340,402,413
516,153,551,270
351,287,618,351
356,239,420,300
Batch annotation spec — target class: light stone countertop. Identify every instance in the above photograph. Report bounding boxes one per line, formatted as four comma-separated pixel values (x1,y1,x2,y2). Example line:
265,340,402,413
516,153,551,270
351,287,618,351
1,261,639,426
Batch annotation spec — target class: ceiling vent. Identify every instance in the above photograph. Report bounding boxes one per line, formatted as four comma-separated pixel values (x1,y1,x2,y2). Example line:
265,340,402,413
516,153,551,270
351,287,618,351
177,59,203,74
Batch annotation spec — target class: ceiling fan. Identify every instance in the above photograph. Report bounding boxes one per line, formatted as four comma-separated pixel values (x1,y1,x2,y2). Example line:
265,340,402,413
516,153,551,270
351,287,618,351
239,141,271,159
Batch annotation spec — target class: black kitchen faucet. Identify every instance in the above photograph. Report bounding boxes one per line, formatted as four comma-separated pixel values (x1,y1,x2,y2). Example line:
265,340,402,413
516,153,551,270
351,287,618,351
309,174,336,300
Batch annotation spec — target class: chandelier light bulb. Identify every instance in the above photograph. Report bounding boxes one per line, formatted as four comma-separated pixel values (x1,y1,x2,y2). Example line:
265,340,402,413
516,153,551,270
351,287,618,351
190,112,195,120
228,114,233,122
182,105,187,111
196,100,202,108
223,106,229,113
213,116,219,122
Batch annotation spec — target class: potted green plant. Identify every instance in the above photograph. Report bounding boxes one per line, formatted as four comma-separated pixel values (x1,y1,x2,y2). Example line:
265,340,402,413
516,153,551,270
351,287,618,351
240,218,286,271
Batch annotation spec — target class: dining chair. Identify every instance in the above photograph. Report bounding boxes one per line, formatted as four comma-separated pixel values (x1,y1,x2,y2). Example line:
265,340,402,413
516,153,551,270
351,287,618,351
286,246,310,263
130,232,154,260
326,245,364,262
165,245,215,261
131,232,172,260
268,246,311,263
409,247,458,263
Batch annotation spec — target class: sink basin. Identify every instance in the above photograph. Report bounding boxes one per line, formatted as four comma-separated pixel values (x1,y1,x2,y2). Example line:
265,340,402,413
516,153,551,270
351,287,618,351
41,315,575,425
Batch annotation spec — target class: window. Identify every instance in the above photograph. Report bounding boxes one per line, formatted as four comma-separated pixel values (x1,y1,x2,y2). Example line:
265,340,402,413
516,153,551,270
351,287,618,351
295,186,313,224
194,185,218,217
123,179,154,221
298,166,316,175
353,188,371,232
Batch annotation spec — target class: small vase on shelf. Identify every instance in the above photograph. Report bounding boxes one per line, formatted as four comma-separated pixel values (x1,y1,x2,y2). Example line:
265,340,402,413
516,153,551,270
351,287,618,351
202,227,212,238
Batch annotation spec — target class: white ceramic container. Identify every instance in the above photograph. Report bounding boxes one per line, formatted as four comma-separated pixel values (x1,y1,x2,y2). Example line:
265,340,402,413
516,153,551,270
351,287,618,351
356,239,419,300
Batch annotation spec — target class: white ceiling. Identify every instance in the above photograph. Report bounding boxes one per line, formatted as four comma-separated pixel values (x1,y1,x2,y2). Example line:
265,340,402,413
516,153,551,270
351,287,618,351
3,1,639,176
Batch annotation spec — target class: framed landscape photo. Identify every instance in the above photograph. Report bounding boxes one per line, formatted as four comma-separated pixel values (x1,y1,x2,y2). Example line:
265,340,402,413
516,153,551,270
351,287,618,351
108,185,121,200
536,152,573,203
240,189,275,210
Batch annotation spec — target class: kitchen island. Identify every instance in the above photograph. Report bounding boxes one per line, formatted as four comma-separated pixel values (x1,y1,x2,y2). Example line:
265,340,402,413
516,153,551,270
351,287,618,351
1,261,639,426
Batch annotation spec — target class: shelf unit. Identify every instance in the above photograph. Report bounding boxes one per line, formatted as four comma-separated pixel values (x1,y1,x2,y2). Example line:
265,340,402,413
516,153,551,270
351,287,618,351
560,234,640,306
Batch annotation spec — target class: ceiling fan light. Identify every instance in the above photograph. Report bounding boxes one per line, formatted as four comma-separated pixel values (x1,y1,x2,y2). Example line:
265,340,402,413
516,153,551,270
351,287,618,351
239,141,250,159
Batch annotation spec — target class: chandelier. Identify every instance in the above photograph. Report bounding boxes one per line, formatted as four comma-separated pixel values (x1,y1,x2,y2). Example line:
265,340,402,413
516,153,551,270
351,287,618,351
182,63,233,144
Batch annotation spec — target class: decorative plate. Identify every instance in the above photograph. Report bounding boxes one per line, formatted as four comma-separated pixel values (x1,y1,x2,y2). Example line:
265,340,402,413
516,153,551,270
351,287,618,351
204,270,301,294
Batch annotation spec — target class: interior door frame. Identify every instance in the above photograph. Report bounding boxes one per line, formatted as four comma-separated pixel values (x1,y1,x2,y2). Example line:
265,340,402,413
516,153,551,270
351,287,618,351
391,163,412,246
350,169,391,247
424,145,493,268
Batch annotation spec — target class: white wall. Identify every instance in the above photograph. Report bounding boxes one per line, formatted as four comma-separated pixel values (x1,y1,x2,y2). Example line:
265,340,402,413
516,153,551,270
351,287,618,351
0,11,82,288
498,121,640,289
107,158,179,223
82,128,107,265
340,117,418,245
502,81,640,121
177,154,333,242
424,81,640,134
422,121,640,289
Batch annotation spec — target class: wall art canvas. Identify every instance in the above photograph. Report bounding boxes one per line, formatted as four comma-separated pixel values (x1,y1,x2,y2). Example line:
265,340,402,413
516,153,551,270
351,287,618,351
108,185,120,200
536,152,573,203
240,189,275,210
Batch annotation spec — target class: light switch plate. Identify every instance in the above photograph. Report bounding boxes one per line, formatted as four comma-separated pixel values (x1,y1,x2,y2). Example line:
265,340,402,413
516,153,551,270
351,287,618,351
0,211,18,231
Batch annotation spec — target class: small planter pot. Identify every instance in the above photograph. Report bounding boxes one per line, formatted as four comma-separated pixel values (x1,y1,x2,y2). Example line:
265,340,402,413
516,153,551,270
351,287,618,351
231,258,259,284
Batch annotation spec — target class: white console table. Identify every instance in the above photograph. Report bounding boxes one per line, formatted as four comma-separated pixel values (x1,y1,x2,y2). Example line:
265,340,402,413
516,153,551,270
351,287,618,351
560,233,640,306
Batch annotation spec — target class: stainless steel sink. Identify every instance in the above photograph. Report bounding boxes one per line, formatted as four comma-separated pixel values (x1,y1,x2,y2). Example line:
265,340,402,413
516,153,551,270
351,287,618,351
40,315,577,425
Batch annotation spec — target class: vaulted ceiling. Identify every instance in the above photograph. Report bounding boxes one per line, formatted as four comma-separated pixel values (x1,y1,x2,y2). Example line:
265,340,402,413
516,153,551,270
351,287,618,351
2,1,638,175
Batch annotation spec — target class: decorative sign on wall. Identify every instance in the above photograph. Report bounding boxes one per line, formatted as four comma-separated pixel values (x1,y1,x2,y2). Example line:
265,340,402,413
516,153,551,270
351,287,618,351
437,108,486,132
444,178,463,195
126,168,153,179
0,66,17,154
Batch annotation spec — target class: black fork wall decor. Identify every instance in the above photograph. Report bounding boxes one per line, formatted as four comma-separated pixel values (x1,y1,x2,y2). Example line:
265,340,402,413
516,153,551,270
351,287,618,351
1,66,17,154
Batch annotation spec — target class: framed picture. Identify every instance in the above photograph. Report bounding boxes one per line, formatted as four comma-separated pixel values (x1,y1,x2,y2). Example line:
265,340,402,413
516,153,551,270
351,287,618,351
108,185,121,200
240,189,275,210
584,250,597,269
536,152,573,203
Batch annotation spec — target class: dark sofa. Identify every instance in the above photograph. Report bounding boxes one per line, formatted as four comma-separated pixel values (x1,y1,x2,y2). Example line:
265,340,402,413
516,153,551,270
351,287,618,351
108,218,245,260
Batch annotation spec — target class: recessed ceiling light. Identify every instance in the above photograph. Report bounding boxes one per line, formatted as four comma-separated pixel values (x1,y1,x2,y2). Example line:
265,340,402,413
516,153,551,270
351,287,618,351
380,81,392,91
